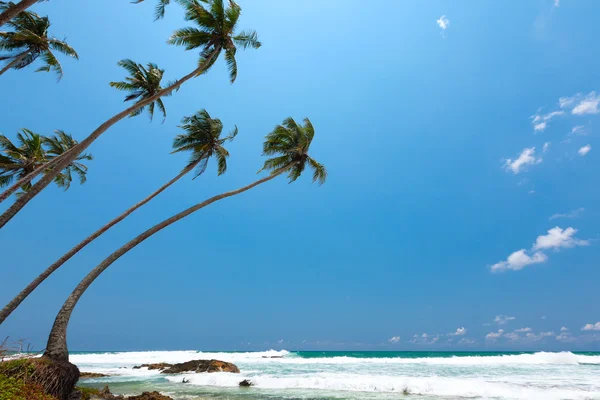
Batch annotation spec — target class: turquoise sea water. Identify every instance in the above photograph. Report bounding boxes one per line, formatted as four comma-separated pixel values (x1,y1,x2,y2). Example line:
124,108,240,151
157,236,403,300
73,350,600,400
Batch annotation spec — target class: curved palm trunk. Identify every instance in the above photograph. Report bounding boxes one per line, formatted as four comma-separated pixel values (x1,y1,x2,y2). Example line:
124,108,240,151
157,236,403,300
0,163,197,326
0,0,37,28
0,146,76,204
0,49,219,230
0,51,28,76
44,169,284,362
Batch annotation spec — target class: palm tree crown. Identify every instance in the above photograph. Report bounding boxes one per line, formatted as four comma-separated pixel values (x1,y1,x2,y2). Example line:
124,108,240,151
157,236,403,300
44,130,93,190
168,0,261,83
0,129,46,189
262,117,327,185
109,59,170,121
0,129,92,192
172,109,237,178
0,9,78,79
133,0,171,20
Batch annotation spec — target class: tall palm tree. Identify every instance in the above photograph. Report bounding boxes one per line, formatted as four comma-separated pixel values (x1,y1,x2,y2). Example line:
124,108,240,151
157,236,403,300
0,0,42,28
0,129,47,191
43,117,326,365
109,59,170,121
0,130,91,201
133,0,172,20
0,110,235,326
44,130,93,191
0,10,78,79
0,0,260,230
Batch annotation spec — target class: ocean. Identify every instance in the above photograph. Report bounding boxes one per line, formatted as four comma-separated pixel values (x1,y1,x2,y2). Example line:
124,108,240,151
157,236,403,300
73,350,600,400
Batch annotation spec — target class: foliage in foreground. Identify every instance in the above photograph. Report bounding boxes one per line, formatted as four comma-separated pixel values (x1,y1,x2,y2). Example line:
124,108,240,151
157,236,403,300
0,359,57,400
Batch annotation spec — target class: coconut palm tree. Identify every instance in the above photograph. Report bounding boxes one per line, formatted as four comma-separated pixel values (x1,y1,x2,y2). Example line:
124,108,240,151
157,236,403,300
0,10,78,79
0,130,91,201
0,0,41,28
0,110,235,326
0,129,47,191
133,0,172,20
44,130,93,191
109,59,170,121
0,0,260,230
43,117,326,365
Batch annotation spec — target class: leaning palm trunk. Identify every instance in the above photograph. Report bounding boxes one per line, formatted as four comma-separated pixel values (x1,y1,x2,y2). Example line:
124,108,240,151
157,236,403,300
0,49,219,230
0,51,28,76
0,0,37,28
0,145,77,204
0,162,198,326
44,168,286,362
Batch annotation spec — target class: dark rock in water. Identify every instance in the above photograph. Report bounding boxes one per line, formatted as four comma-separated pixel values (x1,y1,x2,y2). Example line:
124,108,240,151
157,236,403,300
239,379,253,387
80,372,109,378
261,356,283,359
128,392,173,400
132,363,173,370
161,359,240,374
84,386,173,400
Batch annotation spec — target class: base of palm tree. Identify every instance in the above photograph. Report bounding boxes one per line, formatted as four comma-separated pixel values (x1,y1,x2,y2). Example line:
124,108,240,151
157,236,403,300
0,356,80,400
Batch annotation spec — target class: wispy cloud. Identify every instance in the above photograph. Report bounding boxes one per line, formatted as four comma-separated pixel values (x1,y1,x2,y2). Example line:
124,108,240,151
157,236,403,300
582,322,600,331
531,111,564,132
570,125,586,136
504,147,542,174
549,208,585,220
515,327,532,333
486,329,504,341
560,91,600,115
388,336,401,343
554,0,560,7
451,327,467,336
578,145,591,156
543,142,551,152
494,315,516,325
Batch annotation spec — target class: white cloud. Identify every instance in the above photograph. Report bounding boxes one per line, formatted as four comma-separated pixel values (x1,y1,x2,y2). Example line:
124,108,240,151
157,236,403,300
504,147,542,174
541,316,547,320
486,329,504,340
494,315,516,325
504,332,519,341
560,91,600,115
457,338,476,345
533,227,589,251
452,327,467,336
436,15,450,30
554,0,560,7
578,145,591,156
388,336,401,343
582,322,600,331
549,208,585,220
531,111,564,132
491,249,547,272
515,327,532,333
561,327,569,332
543,142,551,152
421,333,428,338
570,126,585,136
556,332,577,342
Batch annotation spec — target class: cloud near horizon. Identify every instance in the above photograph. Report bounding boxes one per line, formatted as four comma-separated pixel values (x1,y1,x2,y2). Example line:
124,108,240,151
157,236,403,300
581,322,600,331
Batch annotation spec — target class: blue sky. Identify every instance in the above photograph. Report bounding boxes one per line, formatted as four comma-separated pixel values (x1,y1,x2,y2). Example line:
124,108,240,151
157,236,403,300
1,0,599,351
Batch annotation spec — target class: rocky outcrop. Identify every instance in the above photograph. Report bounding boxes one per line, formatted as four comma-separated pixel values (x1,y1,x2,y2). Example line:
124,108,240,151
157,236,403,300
239,379,253,387
132,363,172,371
160,359,239,374
80,372,109,378
82,385,173,400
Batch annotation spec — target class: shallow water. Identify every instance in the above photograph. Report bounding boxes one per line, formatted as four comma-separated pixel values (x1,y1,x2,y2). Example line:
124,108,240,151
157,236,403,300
73,350,600,400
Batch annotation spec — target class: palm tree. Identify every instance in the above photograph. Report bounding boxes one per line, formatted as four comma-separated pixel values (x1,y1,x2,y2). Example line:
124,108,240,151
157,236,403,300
43,117,326,365
0,10,78,79
0,0,260,230
0,0,41,28
44,130,93,191
0,129,47,191
132,0,172,20
109,59,170,121
0,110,235,326
0,130,91,201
